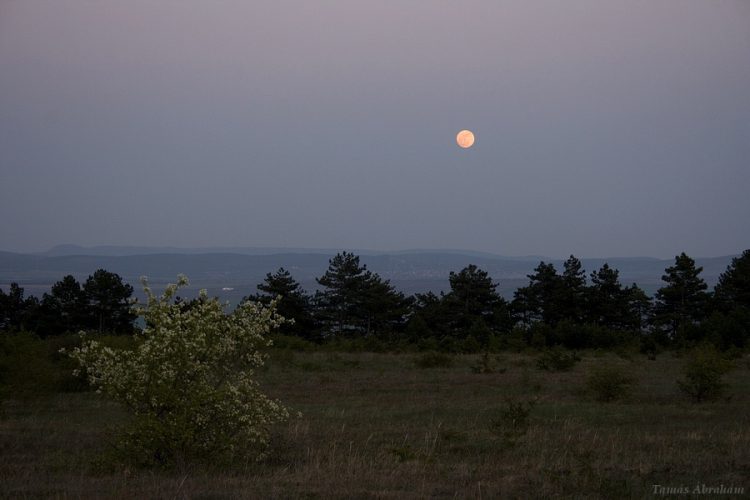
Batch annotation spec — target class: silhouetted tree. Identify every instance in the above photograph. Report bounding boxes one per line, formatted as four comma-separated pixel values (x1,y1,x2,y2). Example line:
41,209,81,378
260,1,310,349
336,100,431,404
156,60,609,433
560,255,587,324
702,249,750,348
713,249,750,312
315,252,407,337
406,291,449,341
442,264,511,342
37,275,87,335
651,253,710,341
247,268,316,340
623,283,651,334
587,263,627,329
83,269,135,334
358,273,411,339
0,283,38,331
315,252,370,336
515,262,564,326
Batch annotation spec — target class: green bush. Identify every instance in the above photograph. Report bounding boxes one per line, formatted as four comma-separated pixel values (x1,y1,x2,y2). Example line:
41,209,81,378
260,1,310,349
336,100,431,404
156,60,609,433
586,364,635,402
0,332,55,399
471,352,507,374
416,336,440,352
269,334,317,351
0,332,90,399
677,345,734,402
536,348,580,372
459,335,482,353
640,336,660,360
489,398,536,445
504,327,530,352
414,351,454,369
323,336,390,352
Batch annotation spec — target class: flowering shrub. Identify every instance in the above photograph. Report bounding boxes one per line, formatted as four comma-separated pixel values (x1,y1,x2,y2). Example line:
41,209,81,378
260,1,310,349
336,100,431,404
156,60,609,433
67,275,293,467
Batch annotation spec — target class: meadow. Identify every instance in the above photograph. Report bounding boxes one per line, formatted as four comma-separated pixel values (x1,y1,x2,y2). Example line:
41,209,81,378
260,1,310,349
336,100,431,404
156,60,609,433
1,346,749,498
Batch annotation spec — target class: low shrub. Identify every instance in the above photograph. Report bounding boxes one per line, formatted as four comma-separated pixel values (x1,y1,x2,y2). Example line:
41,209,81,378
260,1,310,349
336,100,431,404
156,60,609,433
586,364,635,402
0,332,89,399
677,344,734,402
414,351,454,369
471,351,507,374
268,334,317,351
536,348,580,372
489,398,536,445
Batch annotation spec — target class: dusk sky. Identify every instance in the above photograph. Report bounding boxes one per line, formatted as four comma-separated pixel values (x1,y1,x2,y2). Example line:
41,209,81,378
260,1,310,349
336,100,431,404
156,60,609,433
1,0,748,258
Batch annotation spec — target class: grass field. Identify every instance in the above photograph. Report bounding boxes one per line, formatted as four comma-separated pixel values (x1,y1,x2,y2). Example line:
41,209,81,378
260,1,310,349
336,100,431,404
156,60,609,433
1,350,749,498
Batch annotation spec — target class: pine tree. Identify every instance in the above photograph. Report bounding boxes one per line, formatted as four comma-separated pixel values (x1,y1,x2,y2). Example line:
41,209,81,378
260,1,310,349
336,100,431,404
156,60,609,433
560,255,587,324
623,283,651,334
315,252,371,336
713,249,750,312
587,263,627,329
248,268,315,340
407,291,449,340
703,249,750,348
0,283,37,331
443,264,511,338
39,275,87,335
83,269,135,334
517,262,564,326
358,273,411,339
652,253,710,340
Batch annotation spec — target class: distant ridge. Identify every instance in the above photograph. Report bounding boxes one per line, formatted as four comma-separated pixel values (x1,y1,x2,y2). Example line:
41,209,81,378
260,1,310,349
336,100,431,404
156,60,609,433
41,244,344,257
40,244,550,261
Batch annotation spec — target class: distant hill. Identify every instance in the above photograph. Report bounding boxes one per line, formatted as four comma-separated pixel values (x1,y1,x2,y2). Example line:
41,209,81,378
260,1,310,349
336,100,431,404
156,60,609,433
40,244,544,260
0,248,738,305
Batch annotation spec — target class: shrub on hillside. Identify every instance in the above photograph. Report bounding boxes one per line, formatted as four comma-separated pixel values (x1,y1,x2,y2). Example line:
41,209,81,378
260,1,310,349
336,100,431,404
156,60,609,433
536,348,580,372
586,364,635,402
414,351,454,369
489,398,536,445
0,332,90,398
67,276,294,468
677,344,734,402
0,331,58,399
269,334,317,351
471,351,507,374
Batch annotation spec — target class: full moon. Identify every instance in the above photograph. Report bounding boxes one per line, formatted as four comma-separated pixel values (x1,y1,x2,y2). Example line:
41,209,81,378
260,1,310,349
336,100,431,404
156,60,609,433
456,129,475,148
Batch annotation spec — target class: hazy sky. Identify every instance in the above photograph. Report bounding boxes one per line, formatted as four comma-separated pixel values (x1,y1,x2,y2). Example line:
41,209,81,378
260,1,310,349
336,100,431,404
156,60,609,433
1,0,749,258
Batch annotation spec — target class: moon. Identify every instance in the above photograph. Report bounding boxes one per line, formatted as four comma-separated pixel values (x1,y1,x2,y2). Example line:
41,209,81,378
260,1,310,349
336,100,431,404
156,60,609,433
456,129,475,148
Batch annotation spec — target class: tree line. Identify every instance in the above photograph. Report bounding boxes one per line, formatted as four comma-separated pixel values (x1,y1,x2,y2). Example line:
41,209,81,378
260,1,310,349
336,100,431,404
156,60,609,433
0,269,134,335
2,250,749,351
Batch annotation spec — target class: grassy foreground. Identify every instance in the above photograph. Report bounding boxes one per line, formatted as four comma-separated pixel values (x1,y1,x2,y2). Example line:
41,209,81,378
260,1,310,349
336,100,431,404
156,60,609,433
1,350,749,498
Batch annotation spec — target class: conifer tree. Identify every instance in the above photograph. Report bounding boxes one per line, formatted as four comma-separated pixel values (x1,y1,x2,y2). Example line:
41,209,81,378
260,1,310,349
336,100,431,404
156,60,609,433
315,252,371,336
39,275,87,335
560,255,587,324
652,253,710,340
587,263,627,329
443,264,511,337
713,249,750,312
249,268,316,340
83,269,135,334
315,252,408,337
516,262,564,326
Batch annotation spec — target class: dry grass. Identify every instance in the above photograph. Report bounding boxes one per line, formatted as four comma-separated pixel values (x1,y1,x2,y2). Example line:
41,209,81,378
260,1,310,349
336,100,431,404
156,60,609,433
1,351,749,498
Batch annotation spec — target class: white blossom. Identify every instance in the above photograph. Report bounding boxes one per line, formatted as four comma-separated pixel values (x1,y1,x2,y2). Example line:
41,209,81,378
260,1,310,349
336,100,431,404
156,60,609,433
67,275,293,465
